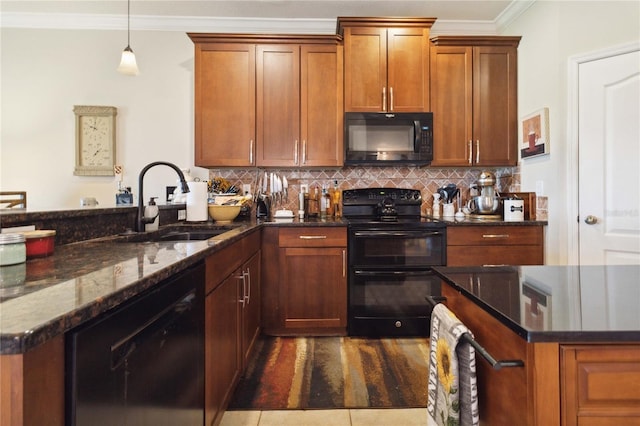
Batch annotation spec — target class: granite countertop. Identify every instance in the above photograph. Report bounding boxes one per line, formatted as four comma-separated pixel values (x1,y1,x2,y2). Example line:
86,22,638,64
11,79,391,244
434,265,640,343
0,217,347,355
0,209,543,355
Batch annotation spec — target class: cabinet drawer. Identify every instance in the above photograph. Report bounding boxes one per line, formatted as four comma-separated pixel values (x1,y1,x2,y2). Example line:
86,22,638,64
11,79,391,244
278,227,346,247
205,229,261,293
447,245,543,266
448,226,543,246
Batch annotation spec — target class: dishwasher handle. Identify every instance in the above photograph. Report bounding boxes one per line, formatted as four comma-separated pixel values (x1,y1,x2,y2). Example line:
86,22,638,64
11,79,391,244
110,291,196,370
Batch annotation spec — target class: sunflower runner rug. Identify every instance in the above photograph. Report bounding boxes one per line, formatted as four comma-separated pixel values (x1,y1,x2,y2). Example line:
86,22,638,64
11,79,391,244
227,336,430,410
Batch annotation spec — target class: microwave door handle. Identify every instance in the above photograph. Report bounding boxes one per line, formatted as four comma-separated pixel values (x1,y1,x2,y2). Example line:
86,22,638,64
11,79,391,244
414,121,421,152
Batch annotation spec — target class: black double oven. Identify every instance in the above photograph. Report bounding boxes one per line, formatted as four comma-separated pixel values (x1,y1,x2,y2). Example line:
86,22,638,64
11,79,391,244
343,188,446,337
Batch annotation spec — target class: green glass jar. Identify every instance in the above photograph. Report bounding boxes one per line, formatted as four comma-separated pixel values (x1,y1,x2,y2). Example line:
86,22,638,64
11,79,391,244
0,233,27,266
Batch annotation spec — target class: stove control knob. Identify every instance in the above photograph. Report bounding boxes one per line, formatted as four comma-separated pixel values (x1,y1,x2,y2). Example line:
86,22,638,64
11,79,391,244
395,320,402,328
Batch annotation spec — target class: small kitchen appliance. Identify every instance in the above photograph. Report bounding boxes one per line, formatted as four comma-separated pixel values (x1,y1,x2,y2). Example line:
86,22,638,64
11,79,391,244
344,112,433,166
342,188,446,337
467,170,500,216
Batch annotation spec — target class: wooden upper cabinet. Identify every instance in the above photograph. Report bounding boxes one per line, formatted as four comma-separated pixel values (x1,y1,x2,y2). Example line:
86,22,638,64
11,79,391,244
192,42,256,167
300,44,344,167
338,17,435,113
256,44,300,167
430,36,521,167
189,34,342,168
258,43,344,167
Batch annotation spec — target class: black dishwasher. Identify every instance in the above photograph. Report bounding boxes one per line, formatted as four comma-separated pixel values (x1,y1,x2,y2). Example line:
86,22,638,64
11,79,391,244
66,261,205,426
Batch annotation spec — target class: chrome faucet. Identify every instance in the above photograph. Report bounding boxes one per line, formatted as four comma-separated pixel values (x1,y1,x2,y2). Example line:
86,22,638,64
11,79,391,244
136,161,190,232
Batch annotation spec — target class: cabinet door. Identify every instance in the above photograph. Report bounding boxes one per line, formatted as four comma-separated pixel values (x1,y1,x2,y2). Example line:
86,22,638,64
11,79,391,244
256,44,300,166
280,246,347,332
473,45,518,166
205,272,241,426
300,44,344,167
387,28,430,112
430,45,473,166
195,43,255,167
240,251,261,369
343,27,387,112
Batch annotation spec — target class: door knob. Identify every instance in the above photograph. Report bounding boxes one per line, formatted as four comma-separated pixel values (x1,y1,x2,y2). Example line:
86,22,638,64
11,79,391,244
584,215,598,225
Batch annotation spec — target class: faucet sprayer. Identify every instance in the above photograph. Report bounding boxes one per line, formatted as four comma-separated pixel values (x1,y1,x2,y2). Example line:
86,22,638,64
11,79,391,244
136,161,190,232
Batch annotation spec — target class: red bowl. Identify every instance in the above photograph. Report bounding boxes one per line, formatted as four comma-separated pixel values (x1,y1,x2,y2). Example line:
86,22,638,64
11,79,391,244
23,230,56,259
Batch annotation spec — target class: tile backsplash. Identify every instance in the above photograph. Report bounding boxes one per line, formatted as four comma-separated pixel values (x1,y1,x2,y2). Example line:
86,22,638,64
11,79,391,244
208,166,522,215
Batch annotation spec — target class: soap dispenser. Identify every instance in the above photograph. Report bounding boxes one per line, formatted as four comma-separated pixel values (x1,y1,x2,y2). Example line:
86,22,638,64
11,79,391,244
145,197,159,231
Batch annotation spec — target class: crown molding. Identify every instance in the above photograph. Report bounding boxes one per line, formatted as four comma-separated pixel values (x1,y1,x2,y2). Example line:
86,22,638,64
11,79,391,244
1,11,505,35
495,0,536,31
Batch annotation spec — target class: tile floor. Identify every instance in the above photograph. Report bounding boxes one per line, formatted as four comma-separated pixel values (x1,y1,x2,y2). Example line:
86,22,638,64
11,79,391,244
220,408,427,426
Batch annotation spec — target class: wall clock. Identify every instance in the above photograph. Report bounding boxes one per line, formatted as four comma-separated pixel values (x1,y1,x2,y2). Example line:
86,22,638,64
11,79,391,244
73,105,117,176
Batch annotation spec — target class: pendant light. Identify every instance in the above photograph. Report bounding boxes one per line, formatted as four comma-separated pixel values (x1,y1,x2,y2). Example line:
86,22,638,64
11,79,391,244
117,0,139,76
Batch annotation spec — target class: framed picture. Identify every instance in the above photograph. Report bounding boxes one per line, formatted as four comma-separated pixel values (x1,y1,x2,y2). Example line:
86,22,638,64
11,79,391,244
520,107,549,159
521,282,551,330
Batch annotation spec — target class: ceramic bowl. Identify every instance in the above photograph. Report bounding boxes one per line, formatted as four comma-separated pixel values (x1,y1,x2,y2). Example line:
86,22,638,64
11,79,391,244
208,204,241,223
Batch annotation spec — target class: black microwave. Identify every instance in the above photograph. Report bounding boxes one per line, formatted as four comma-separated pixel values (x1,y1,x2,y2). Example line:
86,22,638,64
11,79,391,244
344,112,433,166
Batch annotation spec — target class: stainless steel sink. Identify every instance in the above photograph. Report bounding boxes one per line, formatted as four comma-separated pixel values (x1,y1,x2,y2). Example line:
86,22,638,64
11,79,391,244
115,225,239,243
157,230,228,241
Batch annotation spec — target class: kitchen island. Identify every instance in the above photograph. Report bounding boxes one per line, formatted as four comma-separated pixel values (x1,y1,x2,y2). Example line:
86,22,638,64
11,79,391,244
433,265,640,426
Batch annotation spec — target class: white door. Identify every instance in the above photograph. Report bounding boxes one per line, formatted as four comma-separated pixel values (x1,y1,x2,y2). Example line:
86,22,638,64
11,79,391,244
578,48,640,265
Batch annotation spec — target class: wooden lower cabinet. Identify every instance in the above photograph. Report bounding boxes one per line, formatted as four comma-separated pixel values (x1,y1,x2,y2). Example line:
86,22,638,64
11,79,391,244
562,345,640,425
442,283,640,425
0,336,64,426
204,230,261,426
262,226,347,335
447,225,544,266
205,270,241,426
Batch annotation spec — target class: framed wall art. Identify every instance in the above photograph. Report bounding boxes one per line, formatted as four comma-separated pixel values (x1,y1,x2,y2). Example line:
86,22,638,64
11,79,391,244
520,107,549,159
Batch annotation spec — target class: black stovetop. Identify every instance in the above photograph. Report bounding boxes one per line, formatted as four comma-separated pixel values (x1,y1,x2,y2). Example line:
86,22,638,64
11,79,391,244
342,188,443,227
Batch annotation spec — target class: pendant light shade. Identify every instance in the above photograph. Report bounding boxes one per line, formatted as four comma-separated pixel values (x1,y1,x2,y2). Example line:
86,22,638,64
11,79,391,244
118,46,139,76
117,0,139,76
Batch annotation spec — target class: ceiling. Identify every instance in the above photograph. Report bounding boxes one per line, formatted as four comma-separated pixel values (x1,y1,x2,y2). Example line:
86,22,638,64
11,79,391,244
2,0,515,22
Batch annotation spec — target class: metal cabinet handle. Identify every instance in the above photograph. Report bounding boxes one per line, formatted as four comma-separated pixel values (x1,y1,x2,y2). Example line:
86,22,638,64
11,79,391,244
389,86,394,111
244,268,251,304
342,249,346,278
468,140,473,164
382,87,387,112
236,273,246,306
299,235,327,239
482,234,510,239
302,140,307,165
294,140,299,165
476,140,480,163
584,215,598,225
249,139,254,165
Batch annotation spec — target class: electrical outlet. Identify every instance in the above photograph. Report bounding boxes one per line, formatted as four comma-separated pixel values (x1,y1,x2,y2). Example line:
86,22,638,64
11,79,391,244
242,184,252,195
300,184,309,194
178,209,186,221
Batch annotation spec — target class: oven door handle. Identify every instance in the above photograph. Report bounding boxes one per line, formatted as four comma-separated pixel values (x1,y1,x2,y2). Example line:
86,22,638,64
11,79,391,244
352,231,443,238
354,269,435,277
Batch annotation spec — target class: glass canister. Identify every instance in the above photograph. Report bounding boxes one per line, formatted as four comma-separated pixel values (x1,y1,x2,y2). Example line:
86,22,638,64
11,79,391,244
0,233,27,266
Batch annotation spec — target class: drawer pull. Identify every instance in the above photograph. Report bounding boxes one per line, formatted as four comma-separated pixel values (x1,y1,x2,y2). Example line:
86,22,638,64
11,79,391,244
482,234,510,239
299,235,327,240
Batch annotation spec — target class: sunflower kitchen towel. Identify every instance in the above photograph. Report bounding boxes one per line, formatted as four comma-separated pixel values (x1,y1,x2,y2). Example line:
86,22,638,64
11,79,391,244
427,304,479,426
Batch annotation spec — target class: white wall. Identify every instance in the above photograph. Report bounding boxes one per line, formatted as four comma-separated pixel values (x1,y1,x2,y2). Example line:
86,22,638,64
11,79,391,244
502,0,640,264
1,27,208,210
